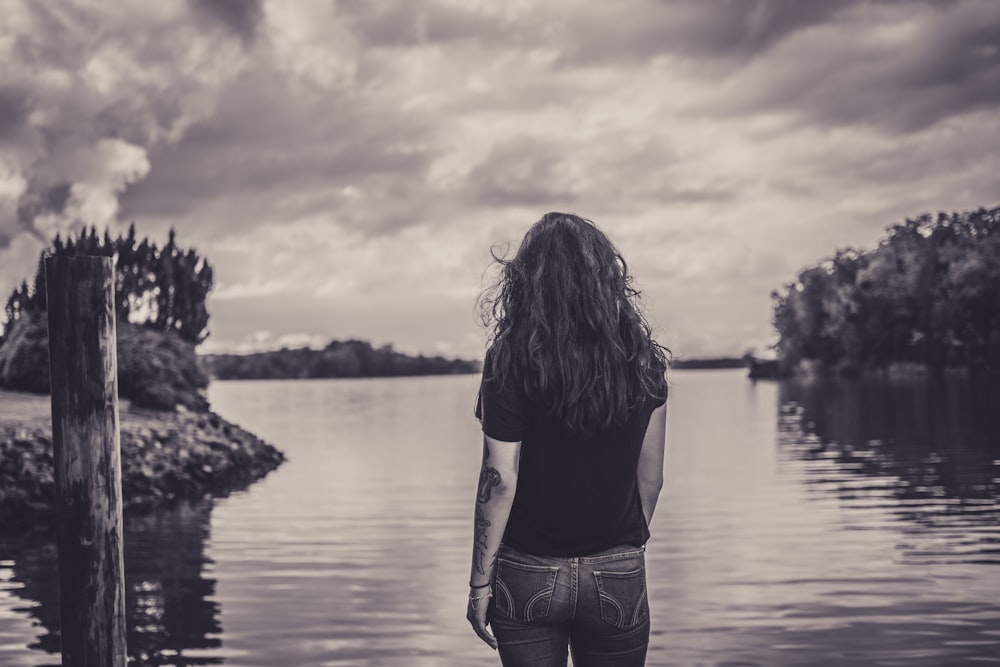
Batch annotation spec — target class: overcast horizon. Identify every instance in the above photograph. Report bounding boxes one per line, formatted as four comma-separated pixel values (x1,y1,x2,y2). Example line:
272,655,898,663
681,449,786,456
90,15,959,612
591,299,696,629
2,0,999,360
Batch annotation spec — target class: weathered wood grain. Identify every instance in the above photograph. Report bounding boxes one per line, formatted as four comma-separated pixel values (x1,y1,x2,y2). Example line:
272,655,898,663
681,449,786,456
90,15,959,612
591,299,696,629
45,256,126,666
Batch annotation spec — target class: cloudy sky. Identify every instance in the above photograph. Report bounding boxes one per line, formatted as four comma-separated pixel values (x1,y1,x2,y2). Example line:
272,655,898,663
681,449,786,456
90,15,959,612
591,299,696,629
2,0,998,359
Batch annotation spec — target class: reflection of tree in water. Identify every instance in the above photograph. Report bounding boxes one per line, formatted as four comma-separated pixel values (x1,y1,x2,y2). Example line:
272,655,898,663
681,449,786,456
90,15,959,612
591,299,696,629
126,499,222,665
778,373,1000,561
0,499,222,665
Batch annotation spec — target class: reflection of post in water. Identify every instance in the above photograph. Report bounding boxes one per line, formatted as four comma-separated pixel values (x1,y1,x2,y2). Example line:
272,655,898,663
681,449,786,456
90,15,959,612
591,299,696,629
0,499,222,665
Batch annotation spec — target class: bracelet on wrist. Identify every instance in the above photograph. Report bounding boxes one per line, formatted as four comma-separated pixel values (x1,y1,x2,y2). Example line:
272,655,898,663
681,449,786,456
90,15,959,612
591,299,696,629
469,588,493,602
469,581,491,589
468,587,492,610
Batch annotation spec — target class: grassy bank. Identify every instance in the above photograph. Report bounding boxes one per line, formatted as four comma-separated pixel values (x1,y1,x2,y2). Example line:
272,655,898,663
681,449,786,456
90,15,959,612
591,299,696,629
0,390,285,532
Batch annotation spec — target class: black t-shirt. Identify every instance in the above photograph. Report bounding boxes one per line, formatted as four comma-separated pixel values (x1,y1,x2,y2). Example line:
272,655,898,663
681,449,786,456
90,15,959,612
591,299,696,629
474,360,666,557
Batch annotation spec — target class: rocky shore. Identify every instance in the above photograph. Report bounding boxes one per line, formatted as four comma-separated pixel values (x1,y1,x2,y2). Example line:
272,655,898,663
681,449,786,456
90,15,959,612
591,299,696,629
0,392,285,532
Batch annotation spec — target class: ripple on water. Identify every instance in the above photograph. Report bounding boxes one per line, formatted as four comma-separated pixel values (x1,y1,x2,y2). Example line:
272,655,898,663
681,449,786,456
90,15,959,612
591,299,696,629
1,371,999,665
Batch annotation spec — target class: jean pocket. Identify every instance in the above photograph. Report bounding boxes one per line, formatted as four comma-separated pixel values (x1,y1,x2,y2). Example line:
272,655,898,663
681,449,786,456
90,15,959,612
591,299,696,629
593,567,648,630
494,558,558,623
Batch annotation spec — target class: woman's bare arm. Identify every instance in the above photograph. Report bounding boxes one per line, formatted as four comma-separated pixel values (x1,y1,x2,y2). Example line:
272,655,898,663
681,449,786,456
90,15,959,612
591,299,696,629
637,402,667,526
467,435,520,648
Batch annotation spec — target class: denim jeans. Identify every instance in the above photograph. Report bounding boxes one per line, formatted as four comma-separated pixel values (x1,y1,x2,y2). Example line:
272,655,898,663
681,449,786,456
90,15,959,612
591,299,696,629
489,543,650,666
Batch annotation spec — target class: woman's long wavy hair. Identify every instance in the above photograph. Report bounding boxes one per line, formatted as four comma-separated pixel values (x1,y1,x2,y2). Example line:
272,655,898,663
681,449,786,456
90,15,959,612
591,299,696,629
479,212,669,438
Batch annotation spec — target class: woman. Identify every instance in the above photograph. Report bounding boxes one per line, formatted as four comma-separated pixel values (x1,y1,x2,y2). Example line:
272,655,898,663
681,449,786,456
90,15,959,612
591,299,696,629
467,212,669,666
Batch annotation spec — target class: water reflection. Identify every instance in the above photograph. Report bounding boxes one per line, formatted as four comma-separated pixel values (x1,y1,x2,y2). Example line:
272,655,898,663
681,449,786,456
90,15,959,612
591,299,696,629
124,501,221,665
1,372,999,666
644,370,1000,666
778,373,1000,566
0,499,222,666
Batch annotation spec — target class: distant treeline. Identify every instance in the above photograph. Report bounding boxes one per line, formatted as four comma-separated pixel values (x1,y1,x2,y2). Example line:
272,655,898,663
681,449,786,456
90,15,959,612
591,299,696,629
772,205,1000,374
203,339,480,380
670,357,747,370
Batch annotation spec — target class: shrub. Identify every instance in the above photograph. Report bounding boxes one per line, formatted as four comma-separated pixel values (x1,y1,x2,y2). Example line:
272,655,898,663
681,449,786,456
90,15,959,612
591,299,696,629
117,324,209,411
0,312,50,394
0,314,208,412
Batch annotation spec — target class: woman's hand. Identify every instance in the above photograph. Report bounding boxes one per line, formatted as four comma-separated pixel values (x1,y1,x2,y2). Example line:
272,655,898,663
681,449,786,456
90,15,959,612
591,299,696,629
466,587,497,649
466,435,519,651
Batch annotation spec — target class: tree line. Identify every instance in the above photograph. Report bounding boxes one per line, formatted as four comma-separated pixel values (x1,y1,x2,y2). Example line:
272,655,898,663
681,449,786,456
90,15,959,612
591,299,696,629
3,224,213,344
0,225,213,410
203,339,479,380
771,205,1000,374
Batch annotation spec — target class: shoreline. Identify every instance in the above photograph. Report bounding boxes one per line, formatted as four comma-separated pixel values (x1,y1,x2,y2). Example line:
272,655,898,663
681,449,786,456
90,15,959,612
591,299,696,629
776,360,1000,381
0,389,285,533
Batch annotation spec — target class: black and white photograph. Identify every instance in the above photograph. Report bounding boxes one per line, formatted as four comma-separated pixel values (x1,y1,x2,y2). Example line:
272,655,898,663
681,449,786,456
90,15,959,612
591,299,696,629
1,1,999,665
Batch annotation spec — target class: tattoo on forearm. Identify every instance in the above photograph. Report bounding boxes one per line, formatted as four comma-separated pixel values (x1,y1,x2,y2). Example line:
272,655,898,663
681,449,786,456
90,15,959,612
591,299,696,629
477,450,502,504
474,504,492,575
473,444,505,577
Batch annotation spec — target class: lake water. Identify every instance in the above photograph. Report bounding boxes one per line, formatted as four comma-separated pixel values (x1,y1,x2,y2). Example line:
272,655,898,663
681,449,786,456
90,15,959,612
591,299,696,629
1,369,999,666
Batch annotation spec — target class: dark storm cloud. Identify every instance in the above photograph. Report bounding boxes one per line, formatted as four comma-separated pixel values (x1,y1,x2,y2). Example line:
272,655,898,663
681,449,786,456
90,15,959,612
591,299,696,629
0,0,253,304
189,0,265,46
817,130,993,190
338,0,522,48
465,138,581,208
16,183,72,225
6,0,998,357
693,0,1000,133
654,185,739,205
535,1,1000,135
462,132,740,215
0,86,31,140
119,66,440,235
552,0,853,66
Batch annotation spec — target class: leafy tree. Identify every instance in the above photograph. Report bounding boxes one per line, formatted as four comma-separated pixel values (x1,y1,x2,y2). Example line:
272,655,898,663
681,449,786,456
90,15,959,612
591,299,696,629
0,224,214,411
771,205,1000,373
2,224,213,344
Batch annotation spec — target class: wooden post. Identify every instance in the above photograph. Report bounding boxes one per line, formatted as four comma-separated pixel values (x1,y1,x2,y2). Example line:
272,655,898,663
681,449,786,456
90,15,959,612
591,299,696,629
45,256,127,667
